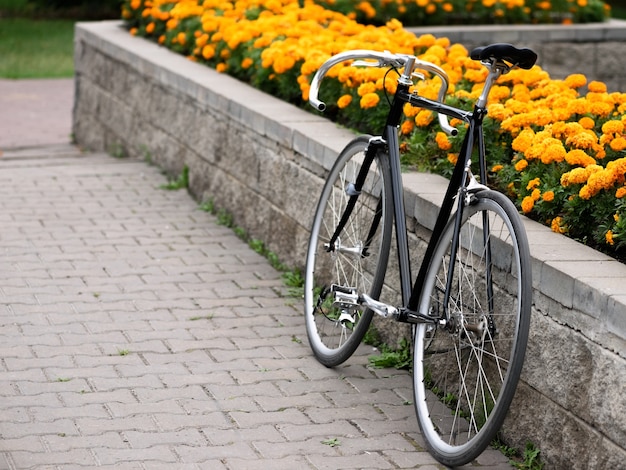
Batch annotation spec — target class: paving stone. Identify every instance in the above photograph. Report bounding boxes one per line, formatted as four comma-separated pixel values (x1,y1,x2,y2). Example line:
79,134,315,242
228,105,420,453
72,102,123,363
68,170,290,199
0,141,515,468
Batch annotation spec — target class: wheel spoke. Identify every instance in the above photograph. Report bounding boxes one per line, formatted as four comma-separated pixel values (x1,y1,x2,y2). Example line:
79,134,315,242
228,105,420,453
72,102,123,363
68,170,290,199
304,137,392,367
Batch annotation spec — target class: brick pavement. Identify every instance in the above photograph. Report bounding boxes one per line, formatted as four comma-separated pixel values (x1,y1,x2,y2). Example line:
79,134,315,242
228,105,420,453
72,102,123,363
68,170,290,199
0,80,515,469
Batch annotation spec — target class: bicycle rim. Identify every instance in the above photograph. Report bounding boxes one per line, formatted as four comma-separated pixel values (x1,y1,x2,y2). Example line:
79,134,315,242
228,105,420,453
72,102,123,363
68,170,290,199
304,135,392,367
413,190,531,466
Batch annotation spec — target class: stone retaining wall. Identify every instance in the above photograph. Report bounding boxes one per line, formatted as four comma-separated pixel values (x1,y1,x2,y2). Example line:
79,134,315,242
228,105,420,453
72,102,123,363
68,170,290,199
73,21,625,469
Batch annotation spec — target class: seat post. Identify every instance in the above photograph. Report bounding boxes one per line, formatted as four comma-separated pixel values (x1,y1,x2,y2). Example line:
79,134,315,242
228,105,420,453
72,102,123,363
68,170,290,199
475,61,506,109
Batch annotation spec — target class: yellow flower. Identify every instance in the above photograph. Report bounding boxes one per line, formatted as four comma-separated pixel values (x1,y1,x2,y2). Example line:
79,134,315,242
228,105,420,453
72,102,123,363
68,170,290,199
588,81,608,93
415,110,433,127
551,217,567,234
521,196,534,213
359,92,380,109
606,230,615,246
400,119,414,135
602,120,625,135
337,94,352,109
202,45,215,60
565,149,596,167
531,188,541,201
564,73,587,89
610,137,626,152
526,177,540,190
357,82,377,97
514,159,528,171
578,116,595,129
435,131,452,151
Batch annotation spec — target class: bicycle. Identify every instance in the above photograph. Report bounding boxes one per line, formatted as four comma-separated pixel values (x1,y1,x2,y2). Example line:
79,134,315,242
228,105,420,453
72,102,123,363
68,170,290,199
304,43,536,467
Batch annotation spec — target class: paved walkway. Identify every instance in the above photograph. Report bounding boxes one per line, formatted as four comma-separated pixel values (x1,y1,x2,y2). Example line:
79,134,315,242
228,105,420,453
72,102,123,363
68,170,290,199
0,79,515,469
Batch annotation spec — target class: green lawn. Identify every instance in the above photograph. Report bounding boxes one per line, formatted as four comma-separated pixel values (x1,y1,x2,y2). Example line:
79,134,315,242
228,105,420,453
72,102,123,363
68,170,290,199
0,18,75,78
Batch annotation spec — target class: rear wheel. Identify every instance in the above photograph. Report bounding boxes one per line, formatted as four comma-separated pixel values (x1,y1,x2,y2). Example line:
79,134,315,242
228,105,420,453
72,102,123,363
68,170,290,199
304,135,393,367
413,190,531,466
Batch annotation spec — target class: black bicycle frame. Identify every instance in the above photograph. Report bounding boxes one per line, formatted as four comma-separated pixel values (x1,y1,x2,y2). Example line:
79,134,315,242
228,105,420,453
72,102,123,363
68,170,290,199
328,80,489,323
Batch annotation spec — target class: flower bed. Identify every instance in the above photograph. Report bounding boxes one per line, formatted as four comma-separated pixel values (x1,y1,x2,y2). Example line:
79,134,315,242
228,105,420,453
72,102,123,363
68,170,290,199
315,0,610,25
122,0,626,259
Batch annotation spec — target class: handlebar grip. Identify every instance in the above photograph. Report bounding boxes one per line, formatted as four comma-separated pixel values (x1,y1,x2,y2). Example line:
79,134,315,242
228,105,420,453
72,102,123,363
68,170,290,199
439,115,458,136
309,97,326,112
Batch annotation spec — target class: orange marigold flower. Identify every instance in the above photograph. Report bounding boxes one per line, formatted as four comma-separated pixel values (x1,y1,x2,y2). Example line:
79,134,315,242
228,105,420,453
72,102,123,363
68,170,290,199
216,63,227,73
400,120,414,135
146,22,155,34
241,57,253,69
564,73,587,89
521,196,534,213
360,92,380,109
357,82,377,97
565,149,596,167
526,177,540,190
566,131,598,150
602,120,625,135
579,185,593,199
542,191,555,202
551,216,567,234
415,110,434,127
337,94,352,109
610,137,626,152
130,27,138,36
447,153,458,165
578,116,595,129
541,142,566,164
514,159,528,171
616,187,626,198
531,188,541,201
491,164,503,172
588,81,608,93
606,230,615,246
435,132,452,151
511,128,534,153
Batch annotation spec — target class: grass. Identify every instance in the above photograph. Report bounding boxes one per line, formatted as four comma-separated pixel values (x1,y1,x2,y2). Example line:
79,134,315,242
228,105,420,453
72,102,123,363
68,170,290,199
0,17,75,78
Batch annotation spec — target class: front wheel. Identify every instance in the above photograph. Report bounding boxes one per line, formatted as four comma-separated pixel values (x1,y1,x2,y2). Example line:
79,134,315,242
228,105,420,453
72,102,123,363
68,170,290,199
304,135,393,367
413,190,531,467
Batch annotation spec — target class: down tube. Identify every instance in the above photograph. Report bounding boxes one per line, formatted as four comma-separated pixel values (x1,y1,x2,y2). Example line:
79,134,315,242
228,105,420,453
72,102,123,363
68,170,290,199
385,126,413,306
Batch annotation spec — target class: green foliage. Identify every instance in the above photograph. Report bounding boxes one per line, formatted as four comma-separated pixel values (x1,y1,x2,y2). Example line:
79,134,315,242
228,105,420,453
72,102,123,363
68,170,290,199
321,437,340,447
369,337,412,369
314,0,609,25
161,166,189,190
512,442,544,470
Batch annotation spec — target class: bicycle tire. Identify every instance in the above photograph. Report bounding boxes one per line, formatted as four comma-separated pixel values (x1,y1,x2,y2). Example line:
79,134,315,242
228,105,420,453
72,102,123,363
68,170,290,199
304,135,393,367
413,190,531,466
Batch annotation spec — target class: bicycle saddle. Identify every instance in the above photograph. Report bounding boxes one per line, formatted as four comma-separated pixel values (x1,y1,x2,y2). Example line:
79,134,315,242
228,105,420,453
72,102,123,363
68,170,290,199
470,43,537,70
